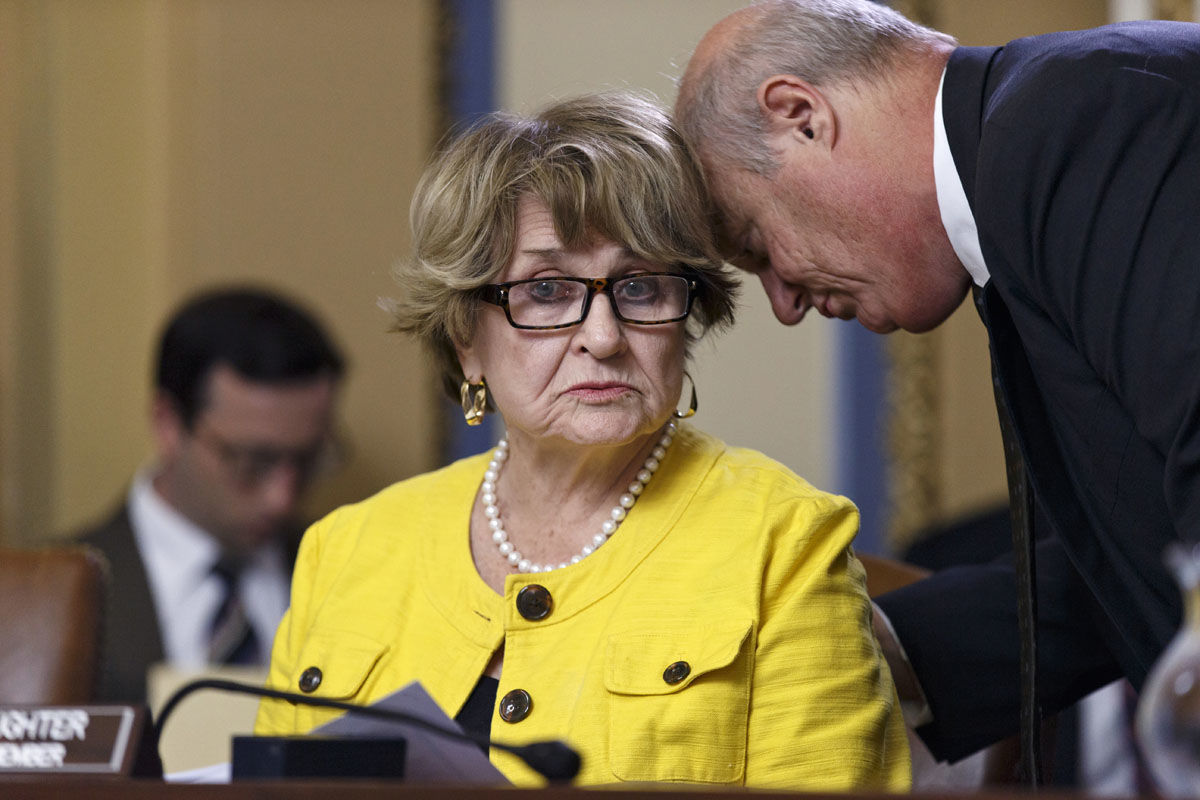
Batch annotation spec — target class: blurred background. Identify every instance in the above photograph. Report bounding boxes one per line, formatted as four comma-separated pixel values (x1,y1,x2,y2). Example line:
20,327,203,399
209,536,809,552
0,0,1186,555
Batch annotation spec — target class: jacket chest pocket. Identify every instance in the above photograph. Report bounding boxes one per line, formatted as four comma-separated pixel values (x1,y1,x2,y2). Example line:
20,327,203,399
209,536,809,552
604,620,752,784
290,629,390,700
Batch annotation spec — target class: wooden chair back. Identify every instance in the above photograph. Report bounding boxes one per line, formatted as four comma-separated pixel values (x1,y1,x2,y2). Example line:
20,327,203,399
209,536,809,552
0,546,107,703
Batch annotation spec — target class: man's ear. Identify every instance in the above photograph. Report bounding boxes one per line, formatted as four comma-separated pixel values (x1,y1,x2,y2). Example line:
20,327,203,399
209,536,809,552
151,391,187,464
757,74,835,148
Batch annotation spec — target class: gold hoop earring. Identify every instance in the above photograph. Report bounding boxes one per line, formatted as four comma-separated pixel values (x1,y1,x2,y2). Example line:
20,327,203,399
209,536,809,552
460,377,488,426
674,372,697,419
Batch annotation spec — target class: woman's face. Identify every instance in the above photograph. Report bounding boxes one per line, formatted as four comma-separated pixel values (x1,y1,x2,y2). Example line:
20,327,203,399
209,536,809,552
458,196,687,451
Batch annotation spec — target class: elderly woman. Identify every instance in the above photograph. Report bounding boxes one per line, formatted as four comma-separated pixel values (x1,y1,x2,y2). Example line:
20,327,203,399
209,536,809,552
254,92,909,790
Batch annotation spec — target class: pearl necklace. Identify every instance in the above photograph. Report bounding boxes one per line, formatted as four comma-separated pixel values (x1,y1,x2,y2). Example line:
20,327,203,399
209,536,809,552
482,422,677,574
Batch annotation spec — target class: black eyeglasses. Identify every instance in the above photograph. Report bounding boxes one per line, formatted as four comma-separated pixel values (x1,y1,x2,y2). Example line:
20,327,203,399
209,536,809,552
481,273,697,330
193,426,344,489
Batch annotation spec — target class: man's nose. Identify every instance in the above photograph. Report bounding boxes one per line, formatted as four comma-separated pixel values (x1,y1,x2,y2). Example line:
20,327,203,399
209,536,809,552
258,465,303,518
759,270,807,325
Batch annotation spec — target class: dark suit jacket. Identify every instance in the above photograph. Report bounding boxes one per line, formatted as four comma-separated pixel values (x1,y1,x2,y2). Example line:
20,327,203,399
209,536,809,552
76,502,304,704
877,21,1200,761
77,505,166,704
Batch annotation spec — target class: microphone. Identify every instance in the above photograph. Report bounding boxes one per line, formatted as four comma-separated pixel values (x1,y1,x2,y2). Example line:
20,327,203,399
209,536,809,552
153,678,581,783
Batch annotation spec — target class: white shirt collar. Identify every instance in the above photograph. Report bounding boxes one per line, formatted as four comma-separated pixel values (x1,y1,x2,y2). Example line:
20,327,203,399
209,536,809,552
933,65,990,288
128,467,289,668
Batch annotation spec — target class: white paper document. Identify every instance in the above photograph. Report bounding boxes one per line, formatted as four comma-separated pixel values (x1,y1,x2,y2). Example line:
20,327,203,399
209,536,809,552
313,681,508,785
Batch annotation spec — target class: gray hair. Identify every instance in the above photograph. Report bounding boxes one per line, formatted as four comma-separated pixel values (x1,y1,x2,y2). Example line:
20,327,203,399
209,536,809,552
677,0,955,174
390,91,739,401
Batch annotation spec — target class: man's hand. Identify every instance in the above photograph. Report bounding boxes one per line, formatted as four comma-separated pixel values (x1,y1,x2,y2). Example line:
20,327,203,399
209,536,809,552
872,600,933,726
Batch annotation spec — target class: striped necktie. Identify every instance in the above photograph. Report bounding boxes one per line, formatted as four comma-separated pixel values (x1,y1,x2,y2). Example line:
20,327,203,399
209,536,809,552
208,557,259,665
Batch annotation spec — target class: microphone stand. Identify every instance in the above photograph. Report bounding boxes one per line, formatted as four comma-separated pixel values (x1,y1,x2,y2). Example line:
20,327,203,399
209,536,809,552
153,678,581,783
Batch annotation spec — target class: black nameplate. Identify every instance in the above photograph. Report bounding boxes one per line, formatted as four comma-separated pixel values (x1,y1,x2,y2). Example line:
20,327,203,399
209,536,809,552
232,735,407,780
0,705,158,777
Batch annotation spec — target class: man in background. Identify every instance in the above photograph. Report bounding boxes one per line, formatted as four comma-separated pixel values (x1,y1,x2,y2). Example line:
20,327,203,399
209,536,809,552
677,0,1200,776
76,287,344,703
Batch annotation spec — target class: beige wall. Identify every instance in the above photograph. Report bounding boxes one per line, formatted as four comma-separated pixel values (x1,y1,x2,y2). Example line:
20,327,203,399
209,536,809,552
913,0,1107,33
0,2,25,544
1,0,441,544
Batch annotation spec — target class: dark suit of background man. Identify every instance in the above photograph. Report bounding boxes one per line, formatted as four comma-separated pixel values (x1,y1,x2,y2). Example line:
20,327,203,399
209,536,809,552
677,0,1200,769
75,288,345,703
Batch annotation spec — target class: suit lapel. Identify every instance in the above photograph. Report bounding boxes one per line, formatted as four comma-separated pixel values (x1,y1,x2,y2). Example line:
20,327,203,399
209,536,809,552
943,45,1001,214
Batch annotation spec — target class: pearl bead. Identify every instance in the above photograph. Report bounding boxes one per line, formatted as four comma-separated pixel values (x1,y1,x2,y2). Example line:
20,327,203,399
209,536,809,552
483,424,677,574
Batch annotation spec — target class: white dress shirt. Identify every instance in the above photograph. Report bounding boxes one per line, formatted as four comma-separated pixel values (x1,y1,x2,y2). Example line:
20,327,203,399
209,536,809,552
127,467,290,667
933,66,991,288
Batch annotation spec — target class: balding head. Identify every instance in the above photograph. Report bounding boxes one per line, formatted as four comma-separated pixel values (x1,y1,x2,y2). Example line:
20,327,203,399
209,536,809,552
676,0,955,176
676,5,766,172
674,1,967,335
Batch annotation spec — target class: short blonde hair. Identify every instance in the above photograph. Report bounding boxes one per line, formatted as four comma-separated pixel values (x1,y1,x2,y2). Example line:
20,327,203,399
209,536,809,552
390,91,738,399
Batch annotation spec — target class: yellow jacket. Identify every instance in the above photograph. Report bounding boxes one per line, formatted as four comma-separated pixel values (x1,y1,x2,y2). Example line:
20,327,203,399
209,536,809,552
255,426,910,790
